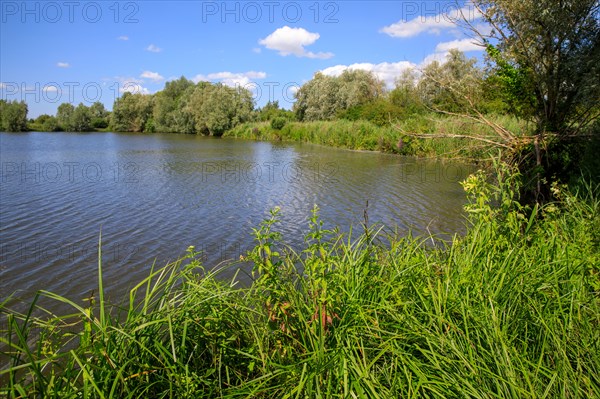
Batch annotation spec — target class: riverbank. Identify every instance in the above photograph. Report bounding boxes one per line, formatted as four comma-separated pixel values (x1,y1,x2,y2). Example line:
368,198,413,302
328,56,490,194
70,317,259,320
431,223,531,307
24,112,525,162
224,114,527,160
2,167,599,397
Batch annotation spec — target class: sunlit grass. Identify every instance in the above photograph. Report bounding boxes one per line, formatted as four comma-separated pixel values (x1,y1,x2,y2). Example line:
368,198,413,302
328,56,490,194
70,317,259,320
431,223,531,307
225,114,526,160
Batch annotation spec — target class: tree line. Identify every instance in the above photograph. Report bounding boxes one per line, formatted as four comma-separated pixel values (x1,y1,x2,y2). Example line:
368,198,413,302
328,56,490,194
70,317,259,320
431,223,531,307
2,78,257,136
0,51,507,135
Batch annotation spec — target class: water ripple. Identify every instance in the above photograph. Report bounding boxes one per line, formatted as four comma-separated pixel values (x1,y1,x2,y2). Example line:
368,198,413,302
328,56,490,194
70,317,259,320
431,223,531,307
1,132,472,314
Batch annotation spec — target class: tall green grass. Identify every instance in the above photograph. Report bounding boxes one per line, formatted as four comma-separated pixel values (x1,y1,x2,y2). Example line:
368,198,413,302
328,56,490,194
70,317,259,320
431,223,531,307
225,115,527,160
2,165,599,398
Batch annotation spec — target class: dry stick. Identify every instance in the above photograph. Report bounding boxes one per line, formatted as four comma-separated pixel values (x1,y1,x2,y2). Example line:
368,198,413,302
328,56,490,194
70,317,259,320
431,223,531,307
394,105,517,151
427,72,518,143
567,105,600,137
394,127,513,150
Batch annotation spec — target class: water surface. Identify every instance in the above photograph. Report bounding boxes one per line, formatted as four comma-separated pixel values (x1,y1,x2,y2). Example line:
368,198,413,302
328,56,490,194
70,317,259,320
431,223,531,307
0,132,472,307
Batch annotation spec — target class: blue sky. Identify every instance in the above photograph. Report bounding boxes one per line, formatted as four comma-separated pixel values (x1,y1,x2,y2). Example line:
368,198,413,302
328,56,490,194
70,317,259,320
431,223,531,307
1,1,486,118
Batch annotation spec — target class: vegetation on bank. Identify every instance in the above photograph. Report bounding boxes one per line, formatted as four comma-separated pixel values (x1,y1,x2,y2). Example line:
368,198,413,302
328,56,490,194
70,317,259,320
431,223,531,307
1,165,599,397
225,115,527,160
0,100,28,132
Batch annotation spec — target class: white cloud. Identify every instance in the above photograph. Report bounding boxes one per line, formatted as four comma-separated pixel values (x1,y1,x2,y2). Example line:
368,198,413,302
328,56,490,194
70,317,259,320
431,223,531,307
114,77,150,95
42,85,59,92
259,26,333,59
321,61,416,88
117,35,129,41
420,52,450,67
381,5,481,38
121,83,150,95
287,85,300,95
435,38,482,52
146,44,162,53
192,71,267,88
417,37,483,68
140,71,164,82
252,47,262,54
318,49,485,88
57,62,70,68
381,16,454,38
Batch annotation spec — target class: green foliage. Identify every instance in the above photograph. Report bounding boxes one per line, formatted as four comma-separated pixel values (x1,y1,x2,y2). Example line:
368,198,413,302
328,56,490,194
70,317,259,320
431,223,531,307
71,103,92,132
42,116,60,132
338,99,404,126
461,159,532,247
30,114,59,132
56,102,75,131
389,69,426,116
484,44,536,118
226,115,516,159
0,99,28,131
111,92,154,133
294,70,385,121
270,117,286,130
473,0,600,134
104,80,256,136
45,102,109,132
257,101,294,122
153,77,196,133
89,101,110,129
188,83,254,136
419,49,485,113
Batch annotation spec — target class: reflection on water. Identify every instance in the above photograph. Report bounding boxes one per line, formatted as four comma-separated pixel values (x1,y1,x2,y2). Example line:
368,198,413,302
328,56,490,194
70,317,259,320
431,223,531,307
0,132,473,309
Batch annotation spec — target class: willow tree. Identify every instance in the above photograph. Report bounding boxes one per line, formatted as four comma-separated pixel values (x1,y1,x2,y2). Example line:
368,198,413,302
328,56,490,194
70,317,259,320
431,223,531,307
407,1,599,201
0,100,28,132
468,0,600,199
153,77,196,133
293,70,385,121
111,92,154,133
186,82,254,136
473,0,599,133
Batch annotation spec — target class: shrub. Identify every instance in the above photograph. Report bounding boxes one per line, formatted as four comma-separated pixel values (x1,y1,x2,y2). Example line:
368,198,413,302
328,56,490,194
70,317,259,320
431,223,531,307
270,117,287,130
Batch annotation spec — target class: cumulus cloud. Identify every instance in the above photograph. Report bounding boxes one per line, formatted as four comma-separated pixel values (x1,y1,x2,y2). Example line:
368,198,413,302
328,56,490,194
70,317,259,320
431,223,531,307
114,77,150,95
321,61,416,88
140,71,164,82
417,37,484,68
117,35,129,41
42,85,59,92
381,16,454,38
57,62,70,68
287,85,300,96
259,26,334,59
420,52,450,67
192,71,267,88
146,44,162,53
435,38,482,52
318,48,485,88
121,83,150,95
380,5,481,38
